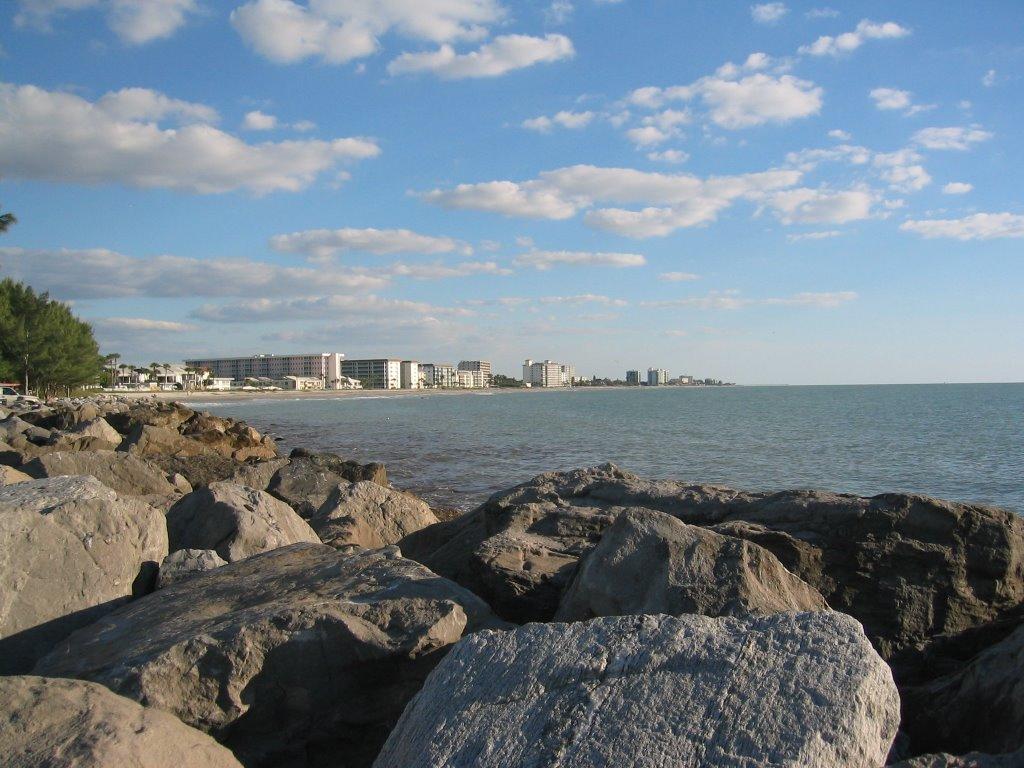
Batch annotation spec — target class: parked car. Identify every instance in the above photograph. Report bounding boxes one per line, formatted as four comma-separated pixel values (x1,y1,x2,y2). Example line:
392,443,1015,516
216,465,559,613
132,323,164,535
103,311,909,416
0,385,41,405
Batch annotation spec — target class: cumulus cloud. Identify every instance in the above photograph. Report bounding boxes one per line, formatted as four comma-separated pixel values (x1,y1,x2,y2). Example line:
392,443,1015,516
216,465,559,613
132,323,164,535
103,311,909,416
16,0,198,44
270,227,472,260
828,128,852,141
913,126,993,151
231,0,503,65
538,294,628,306
385,260,512,279
642,289,856,309
0,247,389,300
869,87,933,116
647,149,689,164
243,110,278,130
512,250,646,269
424,164,803,237
751,3,787,24
659,271,700,282
0,83,379,193
762,187,876,224
900,213,1024,240
873,149,931,192
92,317,199,332
521,110,594,132
942,182,973,195
786,230,842,242
192,294,474,323
982,69,997,87
799,19,910,57
387,33,574,79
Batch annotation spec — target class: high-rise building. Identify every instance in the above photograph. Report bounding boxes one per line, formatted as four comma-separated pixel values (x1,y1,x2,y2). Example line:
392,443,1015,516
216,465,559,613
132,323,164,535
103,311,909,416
647,368,669,386
184,353,344,387
400,360,422,389
626,370,641,385
421,363,458,388
340,359,402,389
457,360,492,387
523,359,573,387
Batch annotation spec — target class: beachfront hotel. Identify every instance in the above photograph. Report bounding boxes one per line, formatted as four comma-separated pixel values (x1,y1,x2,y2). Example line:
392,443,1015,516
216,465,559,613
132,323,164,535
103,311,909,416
340,359,403,390
523,359,575,388
457,360,493,387
647,368,669,386
184,353,346,388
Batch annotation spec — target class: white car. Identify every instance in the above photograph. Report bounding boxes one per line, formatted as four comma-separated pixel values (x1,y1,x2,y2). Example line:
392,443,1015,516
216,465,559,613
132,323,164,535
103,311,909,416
0,386,41,405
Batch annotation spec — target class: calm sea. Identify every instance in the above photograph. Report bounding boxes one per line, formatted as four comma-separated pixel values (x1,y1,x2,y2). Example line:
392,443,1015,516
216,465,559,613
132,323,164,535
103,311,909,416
195,384,1024,514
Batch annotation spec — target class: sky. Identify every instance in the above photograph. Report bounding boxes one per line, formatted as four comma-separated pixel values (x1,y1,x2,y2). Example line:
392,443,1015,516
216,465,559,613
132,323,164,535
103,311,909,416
1,0,1022,384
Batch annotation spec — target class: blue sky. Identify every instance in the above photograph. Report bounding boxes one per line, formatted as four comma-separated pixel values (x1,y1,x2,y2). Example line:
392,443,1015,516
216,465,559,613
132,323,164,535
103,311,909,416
1,0,1022,384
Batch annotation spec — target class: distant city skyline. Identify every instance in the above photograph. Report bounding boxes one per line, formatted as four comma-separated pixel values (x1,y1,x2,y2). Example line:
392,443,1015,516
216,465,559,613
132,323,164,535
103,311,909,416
1,1,1022,384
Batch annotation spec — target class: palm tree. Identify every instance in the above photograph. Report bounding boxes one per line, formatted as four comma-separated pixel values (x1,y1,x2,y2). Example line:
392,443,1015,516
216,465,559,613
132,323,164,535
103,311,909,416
0,208,15,233
104,353,121,389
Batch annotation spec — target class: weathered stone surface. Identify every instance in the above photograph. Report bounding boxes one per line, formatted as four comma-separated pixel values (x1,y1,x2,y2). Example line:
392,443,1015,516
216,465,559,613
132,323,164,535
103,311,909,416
146,452,245,489
230,457,290,491
0,438,21,466
70,416,122,445
891,750,1024,767
310,481,437,550
120,423,217,458
180,413,278,462
0,675,242,768
157,548,227,588
268,449,388,517
402,464,1024,656
166,482,320,562
0,476,168,674
902,621,1024,757
106,403,195,436
375,611,900,768
0,415,51,444
37,543,503,768
556,508,828,621
0,464,32,486
21,450,177,497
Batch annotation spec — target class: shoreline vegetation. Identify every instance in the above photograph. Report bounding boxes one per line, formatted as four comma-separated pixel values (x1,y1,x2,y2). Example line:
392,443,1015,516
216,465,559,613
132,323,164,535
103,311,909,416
2,394,1023,767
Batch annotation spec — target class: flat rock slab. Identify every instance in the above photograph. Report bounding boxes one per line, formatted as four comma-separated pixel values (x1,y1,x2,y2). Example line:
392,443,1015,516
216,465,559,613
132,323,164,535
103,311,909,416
0,475,168,674
36,542,503,768
311,480,437,550
22,450,176,496
375,611,900,768
0,675,242,768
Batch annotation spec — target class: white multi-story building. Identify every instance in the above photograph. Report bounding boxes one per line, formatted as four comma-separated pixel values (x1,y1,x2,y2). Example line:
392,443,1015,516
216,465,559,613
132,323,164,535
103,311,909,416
340,358,402,389
400,360,423,389
523,359,573,387
185,353,345,387
647,368,669,386
457,360,492,387
421,363,458,388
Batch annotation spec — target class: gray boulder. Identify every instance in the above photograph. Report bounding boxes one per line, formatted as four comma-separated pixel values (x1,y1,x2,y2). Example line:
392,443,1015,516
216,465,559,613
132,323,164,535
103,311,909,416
891,751,1024,767
0,465,31,486
118,423,216,458
70,416,122,445
0,438,21,466
556,508,828,621
374,611,900,768
0,476,168,674
0,415,51,444
231,457,290,491
310,481,437,550
268,449,388,517
37,543,503,768
0,675,242,768
21,450,176,497
157,548,227,588
166,482,320,562
401,464,1024,658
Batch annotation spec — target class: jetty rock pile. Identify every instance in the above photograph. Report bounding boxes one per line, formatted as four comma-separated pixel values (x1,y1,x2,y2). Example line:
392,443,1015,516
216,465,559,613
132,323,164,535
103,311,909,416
1,397,1023,767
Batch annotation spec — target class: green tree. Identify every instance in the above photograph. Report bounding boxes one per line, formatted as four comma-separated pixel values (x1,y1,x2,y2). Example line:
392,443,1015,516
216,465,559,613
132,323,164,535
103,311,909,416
0,206,15,234
0,279,102,396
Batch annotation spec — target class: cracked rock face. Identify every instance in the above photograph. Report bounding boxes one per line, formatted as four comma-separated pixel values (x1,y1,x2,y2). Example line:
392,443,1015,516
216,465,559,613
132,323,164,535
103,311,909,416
157,548,228,588
35,543,504,768
374,611,900,768
166,481,320,562
21,450,177,497
556,508,828,621
0,476,168,674
268,450,388,518
0,675,242,768
309,481,437,551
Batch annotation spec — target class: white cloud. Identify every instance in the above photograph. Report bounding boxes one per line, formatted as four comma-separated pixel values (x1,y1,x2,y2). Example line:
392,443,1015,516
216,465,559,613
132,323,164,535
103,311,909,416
751,3,787,24
900,213,1024,240
513,250,646,270
387,33,574,79
828,128,851,141
0,83,379,194
231,0,504,65
522,110,594,132
799,19,910,57
385,260,512,279
270,227,472,260
982,69,996,87
786,230,842,242
806,7,839,18
243,110,278,130
0,247,390,299
942,182,973,195
16,0,198,44
424,164,803,237
763,187,875,224
544,0,573,25
873,149,931,192
538,294,627,306
869,87,934,116
642,289,856,309
192,294,474,323
764,291,858,307
93,317,199,332
647,149,689,164
913,126,993,151
659,271,700,282
626,125,672,146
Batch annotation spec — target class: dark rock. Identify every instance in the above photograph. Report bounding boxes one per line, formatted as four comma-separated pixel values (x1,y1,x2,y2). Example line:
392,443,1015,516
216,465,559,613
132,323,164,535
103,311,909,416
268,449,388,517
309,481,437,550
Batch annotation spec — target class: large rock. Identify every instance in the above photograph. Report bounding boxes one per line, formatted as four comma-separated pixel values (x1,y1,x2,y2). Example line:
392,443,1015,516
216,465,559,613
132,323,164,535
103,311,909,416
179,412,278,462
0,415,51,444
231,457,290,491
157,548,228,588
310,481,437,550
0,476,168,674
106,402,195,435
119,423,218,458
0,675,242,768
21,450,177,497
891,751,1024,768
0,464,32,486
37,543,503,768
0,438,22,466
70,416,122,445
166,482,320,562
901,621,1024,757
268,449,388,517
401,464,1024,656
146,452,248,489
556,508,828,621
374,611,900,768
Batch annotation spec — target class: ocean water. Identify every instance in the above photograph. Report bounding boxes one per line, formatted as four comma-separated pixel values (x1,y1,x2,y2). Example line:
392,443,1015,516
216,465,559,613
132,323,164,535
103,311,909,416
196,383,1024,514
